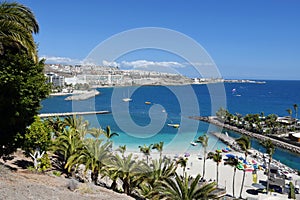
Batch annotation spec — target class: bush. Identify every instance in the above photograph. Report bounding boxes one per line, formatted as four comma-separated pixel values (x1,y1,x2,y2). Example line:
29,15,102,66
37,153,51,172
289,181,296,199
52,171,62,177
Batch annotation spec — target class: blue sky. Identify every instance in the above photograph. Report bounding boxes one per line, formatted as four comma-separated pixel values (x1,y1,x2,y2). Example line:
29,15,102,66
17,0,300,80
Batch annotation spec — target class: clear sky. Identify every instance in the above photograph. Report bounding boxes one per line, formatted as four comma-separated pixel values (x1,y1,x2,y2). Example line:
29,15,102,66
16,0,300,80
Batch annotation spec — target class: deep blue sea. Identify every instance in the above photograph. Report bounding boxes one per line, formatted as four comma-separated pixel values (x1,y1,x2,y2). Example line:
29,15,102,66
41,80,300,170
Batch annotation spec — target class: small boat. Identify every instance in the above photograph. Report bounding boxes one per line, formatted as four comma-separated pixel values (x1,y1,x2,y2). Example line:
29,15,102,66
190,142,198,146
122,98,132,102
145,101,151,105
167,124,180,128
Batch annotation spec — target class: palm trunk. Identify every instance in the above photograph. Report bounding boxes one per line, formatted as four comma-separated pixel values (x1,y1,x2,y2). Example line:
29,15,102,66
233,167,236,198
203,149,206,178
216,163,219,185
92,170,99,185
239,154,247,198
239,170,246,198
111,180,117,191
266,156,272,194
123,177,130,195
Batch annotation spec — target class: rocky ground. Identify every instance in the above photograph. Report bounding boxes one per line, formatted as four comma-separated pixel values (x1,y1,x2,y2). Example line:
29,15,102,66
0,151,134,200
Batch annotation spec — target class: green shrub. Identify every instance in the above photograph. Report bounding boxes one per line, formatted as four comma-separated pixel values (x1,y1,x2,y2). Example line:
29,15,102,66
37,153,51,172
289,181,296,199
52,171,61,177
27,165,36,172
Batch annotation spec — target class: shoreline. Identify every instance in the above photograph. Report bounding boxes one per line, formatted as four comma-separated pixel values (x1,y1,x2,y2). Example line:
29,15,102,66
190,116,300,155
122,149,299,199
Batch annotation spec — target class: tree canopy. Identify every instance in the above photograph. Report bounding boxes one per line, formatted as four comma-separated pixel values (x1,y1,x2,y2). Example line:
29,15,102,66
0,1,39,62
0,50,50,156
0,2,49,156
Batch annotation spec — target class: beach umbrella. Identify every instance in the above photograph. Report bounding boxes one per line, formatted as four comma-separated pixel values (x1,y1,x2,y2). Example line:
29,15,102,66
184,152,190,157
252,183,266,190
226,154,235,159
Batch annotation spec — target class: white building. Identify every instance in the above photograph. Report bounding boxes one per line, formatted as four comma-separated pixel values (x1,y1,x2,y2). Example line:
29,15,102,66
45,72,65,87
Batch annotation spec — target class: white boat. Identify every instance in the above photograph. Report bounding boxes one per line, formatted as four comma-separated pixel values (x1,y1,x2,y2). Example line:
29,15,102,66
122,98,132,102
167,123,180,128
190,142,198,146
122,88,132,102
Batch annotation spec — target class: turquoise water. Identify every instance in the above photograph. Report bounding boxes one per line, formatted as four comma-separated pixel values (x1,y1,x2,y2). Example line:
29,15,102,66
41,81,300,170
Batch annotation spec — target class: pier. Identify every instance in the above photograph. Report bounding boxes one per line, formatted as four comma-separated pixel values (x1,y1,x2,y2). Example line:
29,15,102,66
190,116,300,155
38,110,111,118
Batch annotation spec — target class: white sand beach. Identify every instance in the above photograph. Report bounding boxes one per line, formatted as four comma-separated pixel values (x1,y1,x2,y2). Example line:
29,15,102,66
129,149,300,200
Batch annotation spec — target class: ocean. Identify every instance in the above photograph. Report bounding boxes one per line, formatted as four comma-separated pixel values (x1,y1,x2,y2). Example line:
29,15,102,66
41,80,300,170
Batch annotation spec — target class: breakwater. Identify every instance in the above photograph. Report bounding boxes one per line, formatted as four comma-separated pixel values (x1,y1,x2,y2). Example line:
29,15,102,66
39,110,110,118
190,116,300,155
64,90,100,101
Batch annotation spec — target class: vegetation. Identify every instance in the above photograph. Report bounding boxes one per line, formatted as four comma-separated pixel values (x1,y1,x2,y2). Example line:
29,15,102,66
224,156,239,198
0,2,39,61
152,173,216,200
289,182,296,199
0,2,50,157
260,139,275,194
235,135,251,199
195,134,208,178
152,141,164,160
212,152,222,185
216,107,299,135
138,144,153,164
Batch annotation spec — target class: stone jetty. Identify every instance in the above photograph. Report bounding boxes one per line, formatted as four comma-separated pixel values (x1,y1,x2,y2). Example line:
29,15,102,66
190,116,300,155
64,90,100,101
39,110,110,118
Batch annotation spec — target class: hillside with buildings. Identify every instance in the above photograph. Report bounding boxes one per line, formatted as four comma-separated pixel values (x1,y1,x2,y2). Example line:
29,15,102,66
44,64,195,88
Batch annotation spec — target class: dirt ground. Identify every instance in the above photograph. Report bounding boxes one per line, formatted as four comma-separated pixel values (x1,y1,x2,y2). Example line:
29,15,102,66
0,150,134,200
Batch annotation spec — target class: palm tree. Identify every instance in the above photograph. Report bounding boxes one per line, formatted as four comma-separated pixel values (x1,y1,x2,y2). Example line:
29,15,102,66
152,141,164,160
286,108,293,119
261,139,275,194
195,134,209,178
148,158,177,185
103,126,119,141
138,158,177,198
0,2,39,61
64,115,89,139
88,127,103,139
53,128,83,173
236,135,251,198
293,104,298,124
224,156,239,198
153,173,216,200
107,153,146,195
211,152,222,185
45,116,65,138
116,145,127,158
65,139,112,185
139,144,153,164
176,157,188,178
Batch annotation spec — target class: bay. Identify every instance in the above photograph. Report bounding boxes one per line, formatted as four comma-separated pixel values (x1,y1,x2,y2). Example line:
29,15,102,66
41,80,300,170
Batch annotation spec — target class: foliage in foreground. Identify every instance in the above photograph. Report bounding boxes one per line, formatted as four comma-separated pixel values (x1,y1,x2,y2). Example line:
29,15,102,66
0,50,50,156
